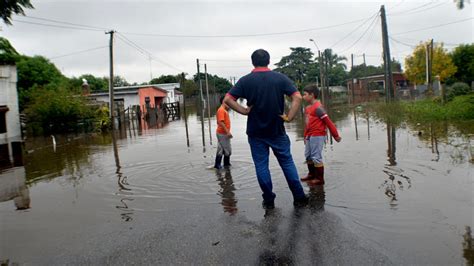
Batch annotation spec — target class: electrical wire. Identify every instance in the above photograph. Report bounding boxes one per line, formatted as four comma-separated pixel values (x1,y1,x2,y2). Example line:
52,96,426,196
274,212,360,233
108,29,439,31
115,33,184,72
329,11,380,49
337,14,380,54
119,15,378,38
392,17,473,35
50,45,108,59
12,19,105,32
23,15,109,31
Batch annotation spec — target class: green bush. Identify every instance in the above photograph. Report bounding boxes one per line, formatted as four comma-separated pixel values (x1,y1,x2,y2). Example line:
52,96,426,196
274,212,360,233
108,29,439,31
25,86,96,135
446,82,471,101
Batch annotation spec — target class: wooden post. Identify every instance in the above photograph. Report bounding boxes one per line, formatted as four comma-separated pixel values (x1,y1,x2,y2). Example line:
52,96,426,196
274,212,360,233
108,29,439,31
106,30,115,128
205,64,212,145
197,59,206,148
380,5,394,102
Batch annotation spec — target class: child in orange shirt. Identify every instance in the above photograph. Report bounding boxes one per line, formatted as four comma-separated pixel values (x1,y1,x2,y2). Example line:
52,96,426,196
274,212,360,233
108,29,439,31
301,84,341,185
214,95,232,169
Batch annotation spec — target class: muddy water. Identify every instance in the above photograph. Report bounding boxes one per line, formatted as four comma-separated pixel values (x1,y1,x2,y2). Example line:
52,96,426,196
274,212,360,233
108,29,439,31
0,102,472,265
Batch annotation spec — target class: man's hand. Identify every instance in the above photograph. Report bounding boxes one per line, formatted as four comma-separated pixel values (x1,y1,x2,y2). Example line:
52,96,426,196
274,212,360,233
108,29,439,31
242,106,252,115
227,133,233,139
335,136,342,142
280,114,289,122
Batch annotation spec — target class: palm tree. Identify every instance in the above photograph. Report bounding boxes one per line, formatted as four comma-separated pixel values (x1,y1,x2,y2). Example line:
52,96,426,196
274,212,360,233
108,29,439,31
322,49,347,70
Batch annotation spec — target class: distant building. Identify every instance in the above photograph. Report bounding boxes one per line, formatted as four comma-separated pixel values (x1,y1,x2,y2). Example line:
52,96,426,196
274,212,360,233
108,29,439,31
346,72,410,102
0,65,22,168
89,83,181,110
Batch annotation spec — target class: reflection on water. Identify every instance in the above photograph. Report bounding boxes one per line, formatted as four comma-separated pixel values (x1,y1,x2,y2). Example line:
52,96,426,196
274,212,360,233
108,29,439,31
0,99,472,264
112,131,134,222
215,169,238,215
464,226,474,265
0,167,30,210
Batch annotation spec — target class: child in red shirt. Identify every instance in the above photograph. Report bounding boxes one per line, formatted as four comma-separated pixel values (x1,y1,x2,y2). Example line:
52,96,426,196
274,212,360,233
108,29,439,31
214,95,232,169
301,84,341,185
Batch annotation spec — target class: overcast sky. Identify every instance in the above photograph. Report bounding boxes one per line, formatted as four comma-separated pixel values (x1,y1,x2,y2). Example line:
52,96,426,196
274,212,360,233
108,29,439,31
1,0,472,84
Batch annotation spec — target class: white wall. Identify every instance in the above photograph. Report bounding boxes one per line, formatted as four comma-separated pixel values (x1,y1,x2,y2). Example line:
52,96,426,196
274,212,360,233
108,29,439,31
92,93,139,108
0,65,21,145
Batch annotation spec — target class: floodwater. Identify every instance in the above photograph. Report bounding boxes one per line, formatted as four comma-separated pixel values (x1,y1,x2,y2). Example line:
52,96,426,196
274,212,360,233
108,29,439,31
0,100,473,265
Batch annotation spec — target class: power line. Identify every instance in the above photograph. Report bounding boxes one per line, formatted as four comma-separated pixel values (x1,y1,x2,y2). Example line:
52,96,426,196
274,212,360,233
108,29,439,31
12,19,104,32
392,1,448,16
23,15,108,31
119,15,377,38
329,11,380,49
388,1,439,15
115,32,184,72
392,17,474,35
338,14,380,54
50,45,108,59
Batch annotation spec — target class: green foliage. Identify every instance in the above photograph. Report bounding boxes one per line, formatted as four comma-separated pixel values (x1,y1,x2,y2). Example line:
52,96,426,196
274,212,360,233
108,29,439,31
192,73,232,94
17,55,66,109
150,74,179,84
450,44,474,85
403,95,474,121
69,74,108,92
0,0,33,25
0,37,19,64
24,86,97,134
274,47,315,84
446,82,471,101
274,47,348,88
180,79,198,96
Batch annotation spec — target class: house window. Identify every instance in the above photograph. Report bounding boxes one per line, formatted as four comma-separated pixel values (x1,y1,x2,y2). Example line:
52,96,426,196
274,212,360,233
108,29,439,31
0,106,8,134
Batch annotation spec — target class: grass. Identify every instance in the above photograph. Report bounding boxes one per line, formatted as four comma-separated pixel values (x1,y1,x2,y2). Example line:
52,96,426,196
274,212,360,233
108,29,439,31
366,94,474,124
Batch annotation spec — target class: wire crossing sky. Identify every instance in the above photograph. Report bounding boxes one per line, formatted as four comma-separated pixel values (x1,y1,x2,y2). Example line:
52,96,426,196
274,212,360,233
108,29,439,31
2,0,472,83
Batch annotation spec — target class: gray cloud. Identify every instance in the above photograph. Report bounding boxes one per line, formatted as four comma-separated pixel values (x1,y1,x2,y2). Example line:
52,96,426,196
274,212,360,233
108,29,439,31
2,0,472,83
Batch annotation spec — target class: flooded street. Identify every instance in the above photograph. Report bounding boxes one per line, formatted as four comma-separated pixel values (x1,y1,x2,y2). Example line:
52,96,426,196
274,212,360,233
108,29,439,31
1,102,473,265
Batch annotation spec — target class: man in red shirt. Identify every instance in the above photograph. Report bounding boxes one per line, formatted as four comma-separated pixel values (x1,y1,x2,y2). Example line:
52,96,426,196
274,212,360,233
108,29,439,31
214,95,233,169
301,84,341,185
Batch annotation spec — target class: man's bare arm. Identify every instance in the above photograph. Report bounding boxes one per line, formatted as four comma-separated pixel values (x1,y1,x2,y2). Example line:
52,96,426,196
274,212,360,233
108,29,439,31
223,95,251,115
286,92,302,122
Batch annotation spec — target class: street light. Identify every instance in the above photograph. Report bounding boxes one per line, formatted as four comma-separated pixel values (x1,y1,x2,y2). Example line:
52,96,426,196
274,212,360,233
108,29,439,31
309,38,325,104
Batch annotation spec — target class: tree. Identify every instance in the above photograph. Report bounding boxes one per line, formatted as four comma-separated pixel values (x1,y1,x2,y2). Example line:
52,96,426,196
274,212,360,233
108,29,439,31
450,44,474,85
17,55,66,109
405,42,457,84
150,74,179,84
0,0,34,25
274,47,315,84
24,85,96,134
0,37,19,64
103,75,130,87
192,73,232,93
70,74,108,92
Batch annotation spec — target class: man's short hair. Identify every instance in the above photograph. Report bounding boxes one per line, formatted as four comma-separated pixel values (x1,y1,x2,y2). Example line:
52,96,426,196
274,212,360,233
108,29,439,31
303,84,320,98
251,49,270,67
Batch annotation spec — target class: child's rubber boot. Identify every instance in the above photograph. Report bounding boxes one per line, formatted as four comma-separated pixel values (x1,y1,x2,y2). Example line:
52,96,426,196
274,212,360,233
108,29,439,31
309,163,325,185
301,161,316,181
224,155,231,167
214,155,223,169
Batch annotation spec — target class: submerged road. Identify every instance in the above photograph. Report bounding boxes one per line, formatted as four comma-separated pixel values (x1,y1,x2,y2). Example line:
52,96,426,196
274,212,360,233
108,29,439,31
44,188,390,265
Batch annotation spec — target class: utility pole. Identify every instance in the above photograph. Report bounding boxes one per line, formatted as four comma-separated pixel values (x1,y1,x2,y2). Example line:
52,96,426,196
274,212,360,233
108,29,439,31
181,73,190,147
380,5,394,102
325,50,330,107
196,59,206,148
106,30,115,128
363,53,368,102
204,64,212,145
426,39,434,95
351,53,355,104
